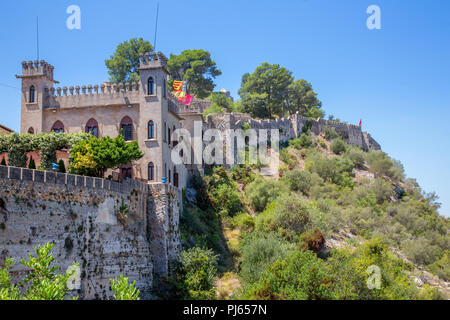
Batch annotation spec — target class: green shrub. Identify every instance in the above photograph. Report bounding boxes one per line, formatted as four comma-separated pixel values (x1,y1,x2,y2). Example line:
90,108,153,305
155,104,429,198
345,147,365,168
244,250,336,300
239,232,294,286
322,126,340,140
428,250,450,281
210,183,242,218
282,170,323,195
231,164,255,184
177,247,218,300
305,154,354,187
279,149,296,167
28,156,36,169
289,132,314,149
367,150,405,181
330,137,347,155
274,195,310,236
370,178,394,204
110,275,140,300
57,159,66,173
0,243,78,300
230,213,255,233
328,238,420,300
245,177,287,212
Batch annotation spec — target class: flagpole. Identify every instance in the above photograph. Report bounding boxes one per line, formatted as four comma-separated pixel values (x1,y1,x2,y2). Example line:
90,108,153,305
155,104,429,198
153,2,160,51
36,16,40,61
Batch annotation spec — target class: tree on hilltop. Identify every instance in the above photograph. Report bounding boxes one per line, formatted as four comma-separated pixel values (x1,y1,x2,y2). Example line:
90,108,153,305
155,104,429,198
105,38,154,83
168,49,222,99
239,63,323,119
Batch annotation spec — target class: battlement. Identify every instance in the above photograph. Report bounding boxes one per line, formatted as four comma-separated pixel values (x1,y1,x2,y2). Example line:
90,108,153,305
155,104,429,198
138,51,168,70
43,81,141,109
205,112,381,151
17,60,55,81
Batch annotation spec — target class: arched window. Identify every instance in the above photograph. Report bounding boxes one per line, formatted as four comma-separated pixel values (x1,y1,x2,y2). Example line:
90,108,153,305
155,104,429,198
51,121,64,133
148,77,154,95
168,127,171,145
85,118,99,138
148,120,154,139
28,127,34,134
148,162,154,181
29,86,35,103
120,116,133,141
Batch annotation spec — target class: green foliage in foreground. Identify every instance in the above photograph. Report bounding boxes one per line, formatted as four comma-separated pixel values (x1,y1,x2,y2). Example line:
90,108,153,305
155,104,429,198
0,243,77,300
169,247,219,300
110,275,140,300
242,238,446,300
0,243,141,300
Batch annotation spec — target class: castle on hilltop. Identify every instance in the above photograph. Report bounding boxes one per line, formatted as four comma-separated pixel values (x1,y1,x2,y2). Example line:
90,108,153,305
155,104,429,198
4,52,382,298
16,51,381,191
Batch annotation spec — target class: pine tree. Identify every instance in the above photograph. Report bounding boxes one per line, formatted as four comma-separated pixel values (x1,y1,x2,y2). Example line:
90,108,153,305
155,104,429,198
0,156,6,166
58,159,66,173
28,156,36,169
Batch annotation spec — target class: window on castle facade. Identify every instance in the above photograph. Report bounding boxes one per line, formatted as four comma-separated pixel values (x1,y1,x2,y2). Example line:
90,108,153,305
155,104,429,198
51,121,64,134
148,120,155,139
120,116,133,141
148,77,154,95
85,118,99,138
148,162,154,181
28,127,34,134
163,79,167,98
174,169,179,187
29,86,35,103
164,122,167,142
168,128,171,146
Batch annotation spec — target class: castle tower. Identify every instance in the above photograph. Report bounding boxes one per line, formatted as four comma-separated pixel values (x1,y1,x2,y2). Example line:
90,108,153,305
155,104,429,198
136,52,176,183
16,60,56,134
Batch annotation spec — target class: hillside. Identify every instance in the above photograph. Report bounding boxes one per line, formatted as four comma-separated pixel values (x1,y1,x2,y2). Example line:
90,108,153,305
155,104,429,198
175,125,449,300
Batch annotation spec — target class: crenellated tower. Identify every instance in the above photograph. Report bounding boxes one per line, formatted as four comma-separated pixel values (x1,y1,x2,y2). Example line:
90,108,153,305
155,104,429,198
16,60,56,134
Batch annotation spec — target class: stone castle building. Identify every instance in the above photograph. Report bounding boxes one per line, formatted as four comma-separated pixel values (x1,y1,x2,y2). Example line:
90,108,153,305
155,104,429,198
16,52,207,191
16,51,380,191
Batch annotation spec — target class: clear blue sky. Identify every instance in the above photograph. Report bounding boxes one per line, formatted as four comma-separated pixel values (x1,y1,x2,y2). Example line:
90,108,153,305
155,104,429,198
0,0,449,216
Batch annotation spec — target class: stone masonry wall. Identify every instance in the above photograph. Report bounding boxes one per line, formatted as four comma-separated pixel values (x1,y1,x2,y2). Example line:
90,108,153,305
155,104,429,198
205,113,381,152
0,165,181,300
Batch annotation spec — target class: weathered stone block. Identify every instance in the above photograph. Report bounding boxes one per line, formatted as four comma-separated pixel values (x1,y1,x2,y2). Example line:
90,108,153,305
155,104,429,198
45,171,56,184
34,170,44,183
0,166,8,179
67,174,76,186
75,175,84,187
22,169,33,181
94,178,103,189
85,177,93,188
10,167,21,180
56,173,66,185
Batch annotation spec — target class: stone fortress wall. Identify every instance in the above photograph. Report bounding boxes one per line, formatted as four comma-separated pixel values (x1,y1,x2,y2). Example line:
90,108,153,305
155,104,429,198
204,112,381,151
0,165,180,299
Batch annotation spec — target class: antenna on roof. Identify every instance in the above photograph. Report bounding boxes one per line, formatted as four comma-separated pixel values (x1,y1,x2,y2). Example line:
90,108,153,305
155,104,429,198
153,2,160,51
36,16,40,61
